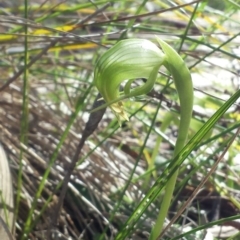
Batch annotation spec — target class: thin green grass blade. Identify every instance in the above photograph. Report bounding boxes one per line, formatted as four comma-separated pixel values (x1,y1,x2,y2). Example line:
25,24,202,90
116,89,240,239
171,214,240,240
17,0,29,233
178,1,200,52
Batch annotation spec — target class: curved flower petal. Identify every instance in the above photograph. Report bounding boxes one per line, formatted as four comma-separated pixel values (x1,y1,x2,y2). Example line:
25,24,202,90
94,39,165,124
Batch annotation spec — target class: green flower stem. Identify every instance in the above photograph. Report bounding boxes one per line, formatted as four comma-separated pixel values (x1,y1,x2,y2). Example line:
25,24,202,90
150,38,193,239
94,37,193,239
143,111,176,191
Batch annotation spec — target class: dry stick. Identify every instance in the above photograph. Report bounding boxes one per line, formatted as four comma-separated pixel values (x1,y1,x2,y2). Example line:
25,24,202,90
82,0,202,27
0,2,111,92
158,127,240,239
51,95,106,227
0,40,57,92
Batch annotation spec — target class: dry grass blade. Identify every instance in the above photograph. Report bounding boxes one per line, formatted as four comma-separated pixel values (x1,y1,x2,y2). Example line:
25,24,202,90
0,145,14,234
0,216,14,240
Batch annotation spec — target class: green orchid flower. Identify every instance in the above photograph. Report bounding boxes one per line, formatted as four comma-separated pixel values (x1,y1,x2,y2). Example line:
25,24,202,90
94,37,193,238
94,39,165,124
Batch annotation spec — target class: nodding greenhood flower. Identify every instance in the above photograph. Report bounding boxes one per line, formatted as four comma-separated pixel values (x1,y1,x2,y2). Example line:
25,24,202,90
94,39,165,124
94,38,193,239
94,37,193,129
94,37,194,239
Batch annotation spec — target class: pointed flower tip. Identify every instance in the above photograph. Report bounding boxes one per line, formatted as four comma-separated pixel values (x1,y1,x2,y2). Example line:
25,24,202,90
110,101,129,126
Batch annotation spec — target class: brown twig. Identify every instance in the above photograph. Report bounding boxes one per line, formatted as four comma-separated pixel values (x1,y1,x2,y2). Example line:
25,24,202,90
51,94,106,230
81,0,202,27
0,40,57,92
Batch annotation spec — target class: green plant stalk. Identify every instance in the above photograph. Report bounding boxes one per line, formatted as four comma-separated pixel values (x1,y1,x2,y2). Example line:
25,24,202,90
119,0,148,39
17,0,29,235
227,148,234,189
150,38,193,239
146,112,176,185
0,193,10,228
94,37,193,238
94,38,193,239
